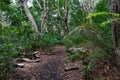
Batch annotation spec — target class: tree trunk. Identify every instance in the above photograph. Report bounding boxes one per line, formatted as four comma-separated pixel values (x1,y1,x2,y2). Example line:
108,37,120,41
57,0,69,36
23,0,39,40
110,0,120,67
41,10,47,33
41,0,47,33
64,0,69,33
36,0,47,33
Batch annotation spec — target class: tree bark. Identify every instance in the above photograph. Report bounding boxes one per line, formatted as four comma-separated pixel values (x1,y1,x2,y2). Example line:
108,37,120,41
110,0,120,67
57,0,69,35
41,0,47,33
41,10,47,33
36,0,47,33
64,0,69,33
23,0,39,40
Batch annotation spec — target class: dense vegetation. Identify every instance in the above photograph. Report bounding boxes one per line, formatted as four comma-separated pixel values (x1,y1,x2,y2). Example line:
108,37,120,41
0,0,120,79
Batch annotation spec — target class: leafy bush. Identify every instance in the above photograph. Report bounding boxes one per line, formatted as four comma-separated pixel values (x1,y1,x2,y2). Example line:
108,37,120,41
63,0,116,78
63,20,112,74
38,32,58,53
0,23,34,79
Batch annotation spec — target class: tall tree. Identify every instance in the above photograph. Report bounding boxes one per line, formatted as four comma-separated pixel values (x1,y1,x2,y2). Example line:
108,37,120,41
21,0,39,40
40,0,47,33
57,0,69,35
110,0,120,67
36,0,48,33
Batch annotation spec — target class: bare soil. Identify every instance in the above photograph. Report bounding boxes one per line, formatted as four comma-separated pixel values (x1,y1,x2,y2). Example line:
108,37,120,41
14,45,83,80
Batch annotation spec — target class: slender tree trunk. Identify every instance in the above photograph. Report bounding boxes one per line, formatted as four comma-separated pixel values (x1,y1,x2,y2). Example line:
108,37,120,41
0,11,4,26
36,0,47,33
41,10,47,33
57,0,69,36
41,0,47,33
23,0,39,40
110,0,120,67
64,0,69,33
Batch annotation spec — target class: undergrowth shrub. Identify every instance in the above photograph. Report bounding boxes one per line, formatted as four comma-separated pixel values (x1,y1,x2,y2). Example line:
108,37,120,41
38,32,58,53
63,9,119,75
0,23,34,79
63,22,112,74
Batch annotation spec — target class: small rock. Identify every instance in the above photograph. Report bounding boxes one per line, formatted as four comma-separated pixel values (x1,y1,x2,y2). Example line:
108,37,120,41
64,63,79,71
46,52,54,55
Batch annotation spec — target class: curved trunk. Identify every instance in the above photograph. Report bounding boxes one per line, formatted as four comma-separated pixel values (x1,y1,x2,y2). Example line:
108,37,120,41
23,0,39,40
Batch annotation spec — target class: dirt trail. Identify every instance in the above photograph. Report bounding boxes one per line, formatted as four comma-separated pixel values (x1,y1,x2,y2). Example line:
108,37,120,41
14,45,82,80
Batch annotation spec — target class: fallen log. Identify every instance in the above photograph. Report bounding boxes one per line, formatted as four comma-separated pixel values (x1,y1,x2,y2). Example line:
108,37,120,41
14,63,25,68
14,58,40,63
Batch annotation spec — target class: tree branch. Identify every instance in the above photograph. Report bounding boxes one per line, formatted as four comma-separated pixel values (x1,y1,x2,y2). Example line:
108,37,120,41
57,0,64,20
36,0,43,11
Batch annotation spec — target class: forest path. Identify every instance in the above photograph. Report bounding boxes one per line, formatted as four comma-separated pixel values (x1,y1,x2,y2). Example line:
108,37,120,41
14,45,82,80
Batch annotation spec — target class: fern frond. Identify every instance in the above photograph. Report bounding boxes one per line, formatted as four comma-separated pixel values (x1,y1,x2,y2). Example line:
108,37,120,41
86,12,110,19
86,12,120,19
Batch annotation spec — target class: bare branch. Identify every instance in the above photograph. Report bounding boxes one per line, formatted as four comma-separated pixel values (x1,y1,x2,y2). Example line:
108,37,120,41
57,0,64,20
36,0,43,11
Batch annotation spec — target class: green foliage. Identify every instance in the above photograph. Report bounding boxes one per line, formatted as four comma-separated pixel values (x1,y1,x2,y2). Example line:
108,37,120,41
95,0,109,12
0,0,115,79
63,25,88,49
0,24,34,79
86,12,120,21
38,33,58,53
69,0,87,28
0,0,11,11
86,12,110,19
67,51,88,61
68,53,80,61
64,14,112,75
